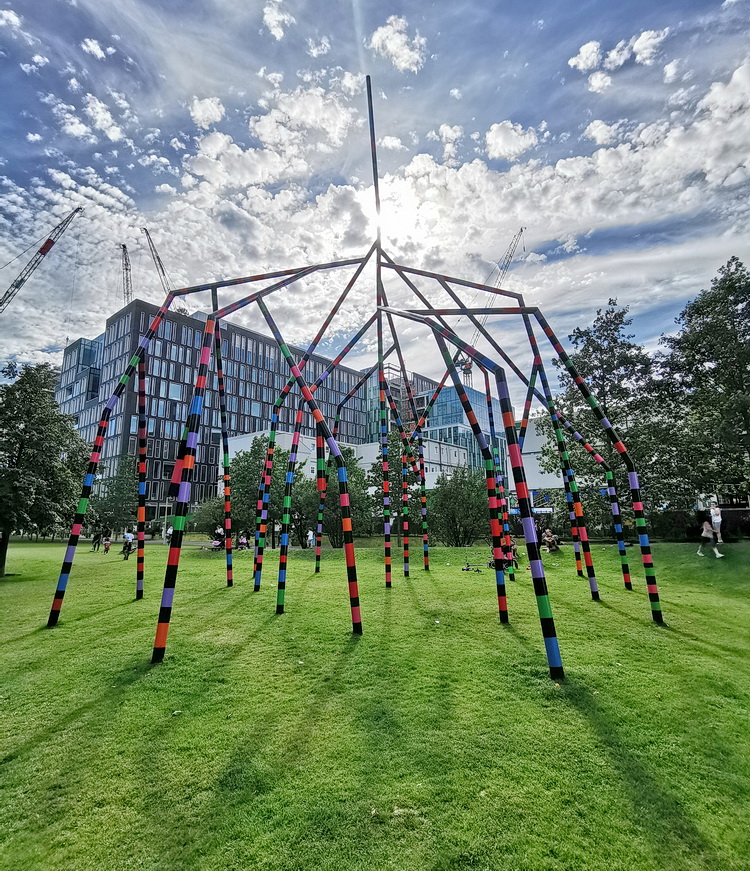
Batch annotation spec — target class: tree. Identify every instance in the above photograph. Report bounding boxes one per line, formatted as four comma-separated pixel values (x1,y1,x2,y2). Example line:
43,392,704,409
367,429,423,544
193,495,225,538
89,454,138,536
538,299,702,515
660,257,750,489
315,447,373,548
0,363,89,576
228,437,298,549
428,466,488,547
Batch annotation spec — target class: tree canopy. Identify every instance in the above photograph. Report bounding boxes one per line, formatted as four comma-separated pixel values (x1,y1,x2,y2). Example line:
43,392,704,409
428,465,488,547
0,362,89,576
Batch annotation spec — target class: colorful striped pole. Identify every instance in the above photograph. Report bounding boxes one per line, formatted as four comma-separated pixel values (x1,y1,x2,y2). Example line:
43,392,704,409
386,306,564,678
136,356,147,600
417,431,429,570
535,310,662,622
520,318,597,588
152,317,215,663
556,411,632,590
251,252,376,589
432,334,509,622
480,367,515,581
256,297,362,634
212,302,233,587
376,264,392,589
48,295,175,627
314,424,326,573
276,400,304,613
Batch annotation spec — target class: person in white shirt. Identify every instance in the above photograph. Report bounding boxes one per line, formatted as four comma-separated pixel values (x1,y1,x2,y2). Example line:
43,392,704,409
710,502,723,544
122,529,134,560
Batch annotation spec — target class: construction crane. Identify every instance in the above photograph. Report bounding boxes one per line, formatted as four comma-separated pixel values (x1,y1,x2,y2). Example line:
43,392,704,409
141,226,189,314
460,226,525,387
141,227,172,294
121,244,133,305
0,206,83,315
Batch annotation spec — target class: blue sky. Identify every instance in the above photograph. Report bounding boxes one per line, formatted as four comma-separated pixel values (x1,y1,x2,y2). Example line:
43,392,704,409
0,0,748,394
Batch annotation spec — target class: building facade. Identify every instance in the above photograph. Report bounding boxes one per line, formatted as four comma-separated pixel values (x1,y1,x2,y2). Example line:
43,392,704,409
57,298,367,519
58,300,510,522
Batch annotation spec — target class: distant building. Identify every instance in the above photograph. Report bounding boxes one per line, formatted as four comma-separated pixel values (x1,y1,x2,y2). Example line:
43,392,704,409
57,298,366,519
57,300,510,522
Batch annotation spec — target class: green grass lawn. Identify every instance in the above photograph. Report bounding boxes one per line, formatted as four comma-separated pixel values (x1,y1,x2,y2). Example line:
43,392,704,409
1,539,749,870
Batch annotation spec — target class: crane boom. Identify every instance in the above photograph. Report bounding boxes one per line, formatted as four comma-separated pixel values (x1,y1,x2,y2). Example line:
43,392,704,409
121,244,133,305
141,227,173,294
0,206,83,315
461,226,525,386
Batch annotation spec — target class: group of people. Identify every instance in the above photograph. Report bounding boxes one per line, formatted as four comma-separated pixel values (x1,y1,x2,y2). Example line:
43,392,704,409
89,527,135,559
90,527,112,554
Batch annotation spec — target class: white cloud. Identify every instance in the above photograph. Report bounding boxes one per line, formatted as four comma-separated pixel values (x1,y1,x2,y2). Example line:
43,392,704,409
584,120,619,145
568,41,601,72
369,16,426,74
83,94,124,141
170,137,186,150
379,136,407,151
431,124,463,166
306,36,330,57
0,10,22,27
633,29,670,66
26,132,42,142
485,120,538,160
0,9,35,44
263,1,296,41
663,60,681,84
40,93,96,142
80,38,106,60
450,88,462,100
588,71,612,93
68,77,81,92
20,56,49,74
604,39,633,71
189,96,226,129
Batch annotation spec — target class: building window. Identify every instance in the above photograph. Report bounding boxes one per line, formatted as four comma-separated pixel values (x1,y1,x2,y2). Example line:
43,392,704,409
168,382,182,401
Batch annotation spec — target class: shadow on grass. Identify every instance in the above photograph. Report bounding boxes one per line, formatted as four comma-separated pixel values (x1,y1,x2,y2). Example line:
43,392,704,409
559,676,721,870
0,659,153,767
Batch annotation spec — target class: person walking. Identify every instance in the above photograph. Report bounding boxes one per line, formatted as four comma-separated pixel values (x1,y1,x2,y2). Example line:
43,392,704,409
697,519,724,558
122,528,134,560
710,501,723,544
90,529,102,552
306,529,315,549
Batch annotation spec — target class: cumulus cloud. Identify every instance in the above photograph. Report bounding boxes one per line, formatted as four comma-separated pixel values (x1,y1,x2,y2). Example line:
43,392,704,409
369,16,426,73
485,120,538,160
588,71,612,93
633,29,670,66
83,94,123,141
568,41,601,72
450,88,462,100
0,10,22,27
0,9,35,43
663,60,681,84
263,1,296,40
40,93,96,142
584,120,619,145
379,136,407,151
80,38,106,59
604,39,633,70
26,132,42,142
306,36,330,57
428,124,463,166
189,96,226,129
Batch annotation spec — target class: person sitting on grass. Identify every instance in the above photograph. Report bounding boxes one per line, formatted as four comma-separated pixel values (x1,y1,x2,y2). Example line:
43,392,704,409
541,528,560,553
697,519,724,558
